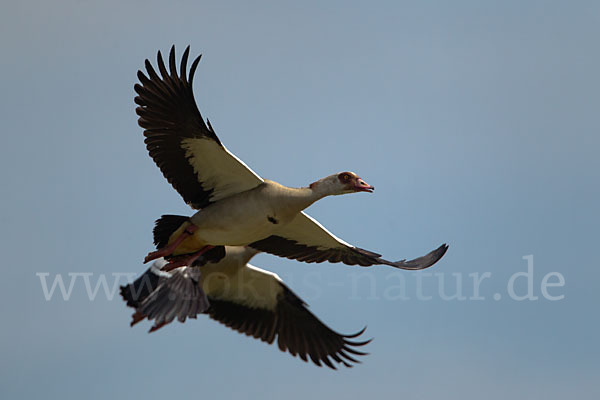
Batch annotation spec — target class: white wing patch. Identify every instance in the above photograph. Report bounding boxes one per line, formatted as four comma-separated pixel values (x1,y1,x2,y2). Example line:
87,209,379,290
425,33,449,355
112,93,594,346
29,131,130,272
180,138,263,203
202,263,282,310
273,211,355,250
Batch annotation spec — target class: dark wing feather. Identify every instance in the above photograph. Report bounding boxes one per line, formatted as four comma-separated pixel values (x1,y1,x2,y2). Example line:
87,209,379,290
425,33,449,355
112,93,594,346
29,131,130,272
141,271,209,331
250,212,448,270
120,263,208,332
121,258,370,368
135,46,262,209
120,265,163,308
207,284,370,369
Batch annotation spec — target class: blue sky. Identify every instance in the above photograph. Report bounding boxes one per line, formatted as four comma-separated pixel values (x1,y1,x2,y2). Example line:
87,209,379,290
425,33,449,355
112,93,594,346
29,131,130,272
1,1,599,399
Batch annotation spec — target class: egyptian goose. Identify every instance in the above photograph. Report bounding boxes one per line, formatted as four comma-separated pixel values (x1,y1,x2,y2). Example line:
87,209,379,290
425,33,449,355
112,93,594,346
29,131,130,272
135,46,448,271
121,246,370,369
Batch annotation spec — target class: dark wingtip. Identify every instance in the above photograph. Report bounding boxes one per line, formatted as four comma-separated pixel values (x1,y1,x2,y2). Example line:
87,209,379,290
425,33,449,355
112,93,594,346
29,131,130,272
168,45,178,77
436,243,449,258
136,70,148,85
188,53,202,84
156,49,169,79
328,326,371,367
144,58,157,79
338,349,361,364
387,242,450,270
180,46,191,82
344,325,367,339
429,242,449,265
417,242,449,269
346,337,373,348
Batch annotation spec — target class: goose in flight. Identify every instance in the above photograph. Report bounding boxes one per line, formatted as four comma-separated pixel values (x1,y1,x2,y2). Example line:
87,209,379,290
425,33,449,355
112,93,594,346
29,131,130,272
121,246,370,369
135,46,448,271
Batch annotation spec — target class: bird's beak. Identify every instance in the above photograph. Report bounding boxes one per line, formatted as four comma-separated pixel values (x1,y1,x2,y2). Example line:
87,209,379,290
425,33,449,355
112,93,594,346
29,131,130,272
354,177,374,193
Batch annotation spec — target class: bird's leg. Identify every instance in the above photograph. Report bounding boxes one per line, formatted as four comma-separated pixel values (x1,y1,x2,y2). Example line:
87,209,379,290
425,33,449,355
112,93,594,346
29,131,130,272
144,224,198,263
160,245,216,272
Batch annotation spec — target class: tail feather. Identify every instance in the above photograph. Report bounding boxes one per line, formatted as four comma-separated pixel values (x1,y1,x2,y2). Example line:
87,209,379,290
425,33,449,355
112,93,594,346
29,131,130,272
120,266,162,308
120,265,210,331
153,214,190,248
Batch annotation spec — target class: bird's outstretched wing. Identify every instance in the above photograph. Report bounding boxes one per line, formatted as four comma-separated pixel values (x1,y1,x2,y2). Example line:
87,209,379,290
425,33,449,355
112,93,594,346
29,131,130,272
121,257,370,369
250,212,448,269
204,263,370,369
135,46,263,209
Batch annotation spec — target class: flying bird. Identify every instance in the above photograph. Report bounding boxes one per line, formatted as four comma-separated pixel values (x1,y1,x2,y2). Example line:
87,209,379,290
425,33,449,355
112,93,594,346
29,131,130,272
121,246,370,369
134,45,448,272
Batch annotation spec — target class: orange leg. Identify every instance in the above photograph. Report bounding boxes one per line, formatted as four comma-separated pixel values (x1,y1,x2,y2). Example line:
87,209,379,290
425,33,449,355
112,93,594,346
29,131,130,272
144,224,198,263
160,245,216,272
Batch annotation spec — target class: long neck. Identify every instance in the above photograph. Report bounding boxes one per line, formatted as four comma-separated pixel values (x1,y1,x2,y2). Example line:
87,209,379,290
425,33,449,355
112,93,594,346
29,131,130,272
261,180,327,213
307,181,333,200
265,178,337,213
282,179,337,211
300,176,342,203
285,186,327,210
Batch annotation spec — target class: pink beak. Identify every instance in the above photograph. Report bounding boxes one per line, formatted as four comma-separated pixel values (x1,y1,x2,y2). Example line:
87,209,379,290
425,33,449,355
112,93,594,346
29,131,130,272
354,178,374,193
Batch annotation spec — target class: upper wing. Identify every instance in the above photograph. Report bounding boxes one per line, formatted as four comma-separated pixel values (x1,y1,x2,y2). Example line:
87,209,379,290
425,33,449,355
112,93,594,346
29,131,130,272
135,46,263,209
204,263,370,369
250,212,448,269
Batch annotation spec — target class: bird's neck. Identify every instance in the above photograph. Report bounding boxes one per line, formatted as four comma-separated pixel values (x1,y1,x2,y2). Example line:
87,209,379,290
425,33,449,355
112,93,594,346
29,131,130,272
303,179,340,202
278,187,321,212
277,181,334,212
263,179,337,213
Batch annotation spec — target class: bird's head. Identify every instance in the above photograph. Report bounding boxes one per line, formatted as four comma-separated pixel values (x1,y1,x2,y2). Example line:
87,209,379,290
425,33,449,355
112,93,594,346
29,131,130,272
310,171,374,196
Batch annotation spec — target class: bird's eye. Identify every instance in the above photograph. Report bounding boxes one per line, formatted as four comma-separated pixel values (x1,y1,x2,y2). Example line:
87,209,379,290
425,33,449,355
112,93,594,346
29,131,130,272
338,172,352,184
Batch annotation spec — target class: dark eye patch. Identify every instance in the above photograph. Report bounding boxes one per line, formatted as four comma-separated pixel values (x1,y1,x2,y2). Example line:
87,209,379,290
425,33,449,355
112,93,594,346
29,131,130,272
337,172,352,183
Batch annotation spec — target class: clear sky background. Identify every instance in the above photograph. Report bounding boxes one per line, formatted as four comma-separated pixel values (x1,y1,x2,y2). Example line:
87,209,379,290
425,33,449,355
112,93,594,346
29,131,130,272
1,1,599,399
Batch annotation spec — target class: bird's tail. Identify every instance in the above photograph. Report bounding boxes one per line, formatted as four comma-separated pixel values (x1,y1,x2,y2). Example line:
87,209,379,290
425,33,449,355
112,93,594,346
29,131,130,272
120,262,210,332
120,265,162,308
153,214,191,248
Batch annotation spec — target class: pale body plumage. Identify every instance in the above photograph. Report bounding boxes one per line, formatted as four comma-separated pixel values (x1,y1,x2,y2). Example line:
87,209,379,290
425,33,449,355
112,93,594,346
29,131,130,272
171,178,346,253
